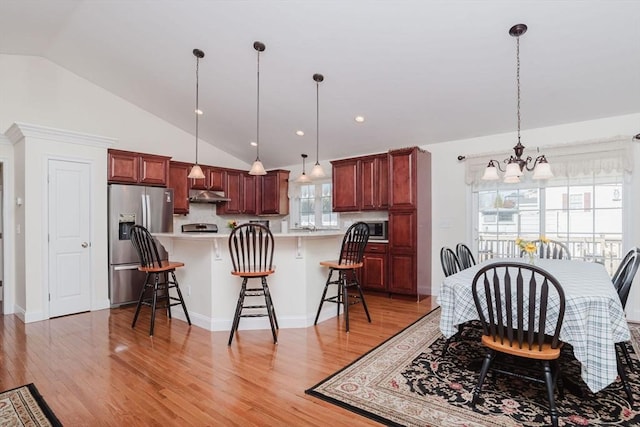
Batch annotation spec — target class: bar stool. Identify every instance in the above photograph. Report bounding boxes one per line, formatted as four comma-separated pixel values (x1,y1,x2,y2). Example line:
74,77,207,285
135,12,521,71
314,222,370,332
228,223,278,345
129,225,191,336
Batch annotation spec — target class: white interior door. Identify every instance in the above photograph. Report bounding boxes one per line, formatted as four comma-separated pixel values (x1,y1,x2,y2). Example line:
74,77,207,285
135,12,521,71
48,159,91,317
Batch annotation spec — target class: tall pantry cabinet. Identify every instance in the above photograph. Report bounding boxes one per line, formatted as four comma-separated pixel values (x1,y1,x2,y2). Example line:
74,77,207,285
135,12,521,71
388,147,432,298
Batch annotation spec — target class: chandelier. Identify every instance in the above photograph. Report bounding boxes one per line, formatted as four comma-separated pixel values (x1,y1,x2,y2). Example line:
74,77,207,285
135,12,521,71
481,24,553,183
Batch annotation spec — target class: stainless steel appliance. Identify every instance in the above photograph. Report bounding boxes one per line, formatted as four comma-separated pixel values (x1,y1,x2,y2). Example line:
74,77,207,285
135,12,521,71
108,184,174,307
182,223,219,233
364,220,388,240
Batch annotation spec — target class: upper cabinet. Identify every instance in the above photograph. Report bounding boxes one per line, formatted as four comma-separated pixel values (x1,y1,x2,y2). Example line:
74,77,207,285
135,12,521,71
331,158,360,212
332,153,389,212
168,161,191,215
217,170,256,215
108,149,170,187
258,170,290,216
190,166,225,191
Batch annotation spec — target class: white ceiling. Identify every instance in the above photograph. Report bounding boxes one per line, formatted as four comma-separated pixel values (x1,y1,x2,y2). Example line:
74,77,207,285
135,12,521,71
1,0,639,169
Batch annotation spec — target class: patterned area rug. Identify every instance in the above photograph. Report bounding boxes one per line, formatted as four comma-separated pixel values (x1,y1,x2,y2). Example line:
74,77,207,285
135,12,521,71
305,308,640,426
0,383,62,426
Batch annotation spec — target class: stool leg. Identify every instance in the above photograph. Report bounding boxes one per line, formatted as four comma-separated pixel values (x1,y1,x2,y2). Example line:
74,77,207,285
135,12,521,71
354,274,371,323
342,271,350,332
228,279,248,345
132,273,150,328
171,271,191,325
262,277,278,330
314,269,334,325
262,277,278,344
149,274,160,336
164,271,172,319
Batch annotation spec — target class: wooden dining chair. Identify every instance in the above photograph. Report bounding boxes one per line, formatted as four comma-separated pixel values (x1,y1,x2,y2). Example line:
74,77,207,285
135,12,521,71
471,261,565,427
612,247,640,378
440,247,461,277
314,222,370,332
129,225,191,336
228,223,278,345
525,239,571,260
456,243,476,270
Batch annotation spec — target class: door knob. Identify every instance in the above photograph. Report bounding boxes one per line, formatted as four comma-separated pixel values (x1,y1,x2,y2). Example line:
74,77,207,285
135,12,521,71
81,242,89,248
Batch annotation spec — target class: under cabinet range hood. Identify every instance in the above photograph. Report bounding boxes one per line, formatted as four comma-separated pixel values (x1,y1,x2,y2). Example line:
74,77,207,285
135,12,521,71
188,189,231,203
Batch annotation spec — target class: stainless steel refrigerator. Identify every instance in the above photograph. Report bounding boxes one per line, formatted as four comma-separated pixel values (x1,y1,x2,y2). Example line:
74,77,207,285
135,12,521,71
108,184,174,307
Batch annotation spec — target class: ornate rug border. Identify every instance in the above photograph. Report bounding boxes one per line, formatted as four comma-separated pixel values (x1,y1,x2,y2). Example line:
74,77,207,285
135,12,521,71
1,383,63,427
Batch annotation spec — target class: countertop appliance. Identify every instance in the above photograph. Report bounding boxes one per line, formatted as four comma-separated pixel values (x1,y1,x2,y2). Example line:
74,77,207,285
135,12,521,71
108,184,174,307
364,220,388,240
249,220,269,229
182,223,219,233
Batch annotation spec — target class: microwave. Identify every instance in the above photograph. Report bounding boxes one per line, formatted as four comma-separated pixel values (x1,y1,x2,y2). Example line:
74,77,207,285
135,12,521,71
364,221,388,240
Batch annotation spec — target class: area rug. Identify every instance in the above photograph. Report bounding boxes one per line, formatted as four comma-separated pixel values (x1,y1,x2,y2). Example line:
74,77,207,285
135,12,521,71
0,383,62,426
306,307,640,426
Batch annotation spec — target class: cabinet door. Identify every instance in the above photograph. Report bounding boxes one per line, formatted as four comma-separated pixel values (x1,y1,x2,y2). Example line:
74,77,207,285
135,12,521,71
259,170,290,215
140,154,169,186
218,170,242,215
332,158,360,212
168,162,190,214
189,166,208,190
242,173,257,215
377,154,389,209
361,154,389,211
389,148,416,208
108,150,139,183
361,243,388,291
208,168,225,191
388,253,416,294
389,210,416,252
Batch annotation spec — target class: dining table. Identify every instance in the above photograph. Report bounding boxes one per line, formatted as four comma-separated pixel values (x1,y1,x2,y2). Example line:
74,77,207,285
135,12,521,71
437,257,630,393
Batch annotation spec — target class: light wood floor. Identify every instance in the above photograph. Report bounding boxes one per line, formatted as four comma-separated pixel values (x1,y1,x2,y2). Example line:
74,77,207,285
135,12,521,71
0,293,437,426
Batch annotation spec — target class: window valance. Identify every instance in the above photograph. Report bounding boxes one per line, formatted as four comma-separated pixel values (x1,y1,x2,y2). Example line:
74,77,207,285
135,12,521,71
464,136,634,187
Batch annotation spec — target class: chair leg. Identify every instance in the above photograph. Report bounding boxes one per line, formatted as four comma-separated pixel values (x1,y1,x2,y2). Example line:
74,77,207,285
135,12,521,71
314,269,334,325
542,361,560,427
353,274,371,323
132,273,150,328
262,278,278,330
262,277,278,344
472,350,495,407
149,274,160,336
228,279,248,346
616,351,634,405
342,272,350,332
171,271,191,325
164,272,172,319
617,341,635,371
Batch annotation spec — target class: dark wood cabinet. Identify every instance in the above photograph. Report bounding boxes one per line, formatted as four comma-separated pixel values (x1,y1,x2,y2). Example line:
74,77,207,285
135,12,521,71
259,170,290,215
331,158,360,212
168,161,191,214
217,170,257,215
190,166,224,191
361,242,388,291
361,154,389,210
388,147,432,298
108,149,169,187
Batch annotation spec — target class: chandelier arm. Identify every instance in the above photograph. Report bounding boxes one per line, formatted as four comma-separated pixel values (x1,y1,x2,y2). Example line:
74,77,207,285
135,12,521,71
488,159,506,172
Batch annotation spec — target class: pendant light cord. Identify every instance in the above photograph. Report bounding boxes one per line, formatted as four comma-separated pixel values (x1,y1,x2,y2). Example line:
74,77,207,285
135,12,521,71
195,55,200,164
516,34,521,146
256,49,261,161
315,81,320,165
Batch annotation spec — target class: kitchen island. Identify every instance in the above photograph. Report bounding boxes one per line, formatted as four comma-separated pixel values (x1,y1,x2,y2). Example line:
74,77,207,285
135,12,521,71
154,231,345,332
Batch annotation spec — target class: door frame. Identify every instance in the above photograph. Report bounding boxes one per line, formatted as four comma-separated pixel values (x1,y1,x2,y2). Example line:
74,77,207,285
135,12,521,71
42,155,94,319
0,153,14,315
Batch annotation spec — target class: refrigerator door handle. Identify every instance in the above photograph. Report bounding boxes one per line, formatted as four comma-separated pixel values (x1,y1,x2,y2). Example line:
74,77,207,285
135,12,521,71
141,193,147,229
114,264,141,271
145,194,152,230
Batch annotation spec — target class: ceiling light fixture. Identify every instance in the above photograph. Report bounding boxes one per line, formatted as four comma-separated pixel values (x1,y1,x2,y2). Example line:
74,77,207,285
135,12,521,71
310,73,326,179
296,154,311,183
481,24,553,183
296,130,305,136
354,116,365,123
249,41,267,176
188,48,206,179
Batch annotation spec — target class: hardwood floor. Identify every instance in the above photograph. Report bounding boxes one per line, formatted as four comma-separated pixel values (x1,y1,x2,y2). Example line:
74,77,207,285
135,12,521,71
0,293,436,426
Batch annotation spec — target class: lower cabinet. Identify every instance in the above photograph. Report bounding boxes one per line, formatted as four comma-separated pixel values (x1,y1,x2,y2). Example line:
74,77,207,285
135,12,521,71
360,242,388,291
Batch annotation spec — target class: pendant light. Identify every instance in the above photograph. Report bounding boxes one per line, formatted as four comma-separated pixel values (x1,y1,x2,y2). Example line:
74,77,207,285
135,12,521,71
479,24,553,183
249,41,267,176
188,48,206,179
296,154,311,183
310,73,325,178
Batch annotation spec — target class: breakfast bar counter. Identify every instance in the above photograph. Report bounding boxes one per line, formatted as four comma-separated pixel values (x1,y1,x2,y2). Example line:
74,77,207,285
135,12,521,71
154,231,344,332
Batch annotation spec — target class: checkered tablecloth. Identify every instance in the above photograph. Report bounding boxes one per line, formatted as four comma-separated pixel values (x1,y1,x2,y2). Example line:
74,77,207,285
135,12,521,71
437,258,630,393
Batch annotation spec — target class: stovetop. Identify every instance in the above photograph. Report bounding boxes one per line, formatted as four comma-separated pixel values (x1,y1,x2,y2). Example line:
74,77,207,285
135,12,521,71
181,223,219,233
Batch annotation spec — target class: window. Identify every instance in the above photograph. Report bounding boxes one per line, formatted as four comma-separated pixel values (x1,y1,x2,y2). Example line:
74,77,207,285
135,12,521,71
293,181,338,228
474,174,625,274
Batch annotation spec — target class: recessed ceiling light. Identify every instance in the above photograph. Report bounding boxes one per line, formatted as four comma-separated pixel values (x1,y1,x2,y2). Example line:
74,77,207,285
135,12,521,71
250,141,257,147
195,109,203,115
296,130,305,136
355,116,365,123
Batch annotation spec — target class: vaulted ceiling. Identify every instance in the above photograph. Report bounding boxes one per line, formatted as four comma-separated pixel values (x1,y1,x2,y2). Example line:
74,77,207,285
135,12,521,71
1,1,638,168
